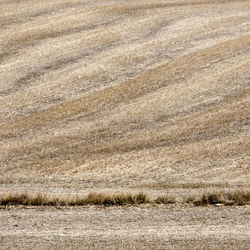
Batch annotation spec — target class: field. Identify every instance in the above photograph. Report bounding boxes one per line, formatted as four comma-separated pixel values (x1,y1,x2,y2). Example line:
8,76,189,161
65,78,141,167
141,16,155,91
1,206,250,249
0,0,250,248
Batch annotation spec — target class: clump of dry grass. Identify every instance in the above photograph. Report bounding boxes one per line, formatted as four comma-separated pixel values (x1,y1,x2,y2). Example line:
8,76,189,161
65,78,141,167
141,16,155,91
186,189,250,206
0,192,150,206
155,193,176,204
225,190,250,206
0,193,47,206
82,192,149,205
0,190,249,207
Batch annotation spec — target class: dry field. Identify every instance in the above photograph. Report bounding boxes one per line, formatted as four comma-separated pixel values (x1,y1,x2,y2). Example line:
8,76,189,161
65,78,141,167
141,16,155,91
0,0,250,248
0,205,250,249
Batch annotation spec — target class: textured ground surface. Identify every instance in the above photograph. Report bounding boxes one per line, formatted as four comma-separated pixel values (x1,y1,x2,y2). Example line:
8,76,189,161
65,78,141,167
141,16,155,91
0,0,249,248
0,205,250,249
1,0,249,192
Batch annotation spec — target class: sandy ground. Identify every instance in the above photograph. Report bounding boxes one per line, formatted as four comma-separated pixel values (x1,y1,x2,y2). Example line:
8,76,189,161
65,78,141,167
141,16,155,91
0,205,250,249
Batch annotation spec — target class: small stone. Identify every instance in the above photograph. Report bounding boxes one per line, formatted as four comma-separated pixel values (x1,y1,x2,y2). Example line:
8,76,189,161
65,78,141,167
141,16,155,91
215,203,222,207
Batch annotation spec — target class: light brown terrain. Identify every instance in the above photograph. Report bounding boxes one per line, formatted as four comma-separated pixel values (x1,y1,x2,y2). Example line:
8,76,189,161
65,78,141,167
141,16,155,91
0,0,250,248
0,205,250,249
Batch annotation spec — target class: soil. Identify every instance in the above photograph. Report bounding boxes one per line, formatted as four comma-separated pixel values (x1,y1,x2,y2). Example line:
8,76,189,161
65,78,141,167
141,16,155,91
0,205,249,249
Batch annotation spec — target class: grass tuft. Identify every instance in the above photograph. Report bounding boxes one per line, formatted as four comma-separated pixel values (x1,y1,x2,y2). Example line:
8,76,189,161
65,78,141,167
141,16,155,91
0,193,46,206
0,192,150,206
225,190,250,206
84,192,149,205
188,189,250,206
0,189,249,207
155,194,176,204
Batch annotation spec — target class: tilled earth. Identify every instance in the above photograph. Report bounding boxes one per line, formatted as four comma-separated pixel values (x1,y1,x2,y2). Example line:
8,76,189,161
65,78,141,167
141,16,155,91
1,0,250,190
1,0,250,248
0,205,249,249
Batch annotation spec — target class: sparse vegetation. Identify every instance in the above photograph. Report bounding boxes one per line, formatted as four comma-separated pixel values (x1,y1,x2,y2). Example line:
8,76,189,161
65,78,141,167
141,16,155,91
186,189,250,206
0,192,150,206
1,190,249,207
155,194,176,204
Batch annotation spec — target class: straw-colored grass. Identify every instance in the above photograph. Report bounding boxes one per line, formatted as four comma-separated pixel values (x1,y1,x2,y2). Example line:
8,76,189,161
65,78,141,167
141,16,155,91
1,189,249,206
0,192,150,206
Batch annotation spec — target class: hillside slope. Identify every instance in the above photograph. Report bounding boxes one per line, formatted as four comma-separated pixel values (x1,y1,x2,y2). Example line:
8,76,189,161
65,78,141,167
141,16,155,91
0,0,249,194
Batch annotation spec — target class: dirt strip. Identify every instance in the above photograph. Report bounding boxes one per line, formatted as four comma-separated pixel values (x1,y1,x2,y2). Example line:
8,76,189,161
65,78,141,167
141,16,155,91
0,205,249,249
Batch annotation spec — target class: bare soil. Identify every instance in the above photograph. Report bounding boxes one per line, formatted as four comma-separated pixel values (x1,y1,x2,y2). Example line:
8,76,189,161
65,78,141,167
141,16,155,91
0,0,249,248
0,205,250,249
0,0,249,191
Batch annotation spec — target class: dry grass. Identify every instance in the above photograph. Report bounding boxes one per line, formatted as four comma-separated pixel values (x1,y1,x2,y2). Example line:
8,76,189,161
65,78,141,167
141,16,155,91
155,193,177,204
186,189,250,206
0,192,150,206
1,190,249,206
